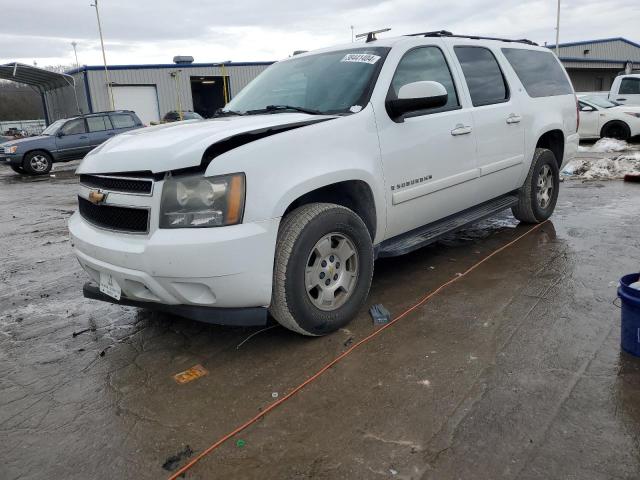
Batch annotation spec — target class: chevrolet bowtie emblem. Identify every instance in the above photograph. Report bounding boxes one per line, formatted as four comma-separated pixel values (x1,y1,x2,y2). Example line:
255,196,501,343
88,190,107,205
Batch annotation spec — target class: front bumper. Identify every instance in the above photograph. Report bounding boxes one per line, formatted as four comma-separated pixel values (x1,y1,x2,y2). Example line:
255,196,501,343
1,153,21,166
69,212,280,325
83,282,268,326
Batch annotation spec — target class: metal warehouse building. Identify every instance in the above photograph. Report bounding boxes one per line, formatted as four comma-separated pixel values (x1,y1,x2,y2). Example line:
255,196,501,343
549,37,640,92
45,59,273,125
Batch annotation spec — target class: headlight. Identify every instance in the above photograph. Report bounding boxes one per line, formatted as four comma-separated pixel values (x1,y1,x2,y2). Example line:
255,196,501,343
624,112,640,118
160,173,245,228
4,145,17,154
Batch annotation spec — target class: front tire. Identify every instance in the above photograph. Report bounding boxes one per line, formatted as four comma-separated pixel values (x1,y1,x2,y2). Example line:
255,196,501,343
270,203,374,336
10,164,27,175
512,148,559,224
22,151,52,175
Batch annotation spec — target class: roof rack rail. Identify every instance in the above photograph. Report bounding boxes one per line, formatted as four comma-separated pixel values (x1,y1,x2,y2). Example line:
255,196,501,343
407,30,538,46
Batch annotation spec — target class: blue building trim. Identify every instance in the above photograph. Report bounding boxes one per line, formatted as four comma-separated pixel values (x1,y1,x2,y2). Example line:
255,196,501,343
66,61,274,75
559,57,631,65
83,70,93,113
548,37,640,49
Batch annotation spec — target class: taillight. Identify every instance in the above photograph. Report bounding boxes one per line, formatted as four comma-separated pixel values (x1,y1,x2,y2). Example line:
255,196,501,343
575,95,580,132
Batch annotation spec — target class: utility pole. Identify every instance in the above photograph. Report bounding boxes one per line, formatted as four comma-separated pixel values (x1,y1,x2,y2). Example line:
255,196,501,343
71,42,80,71
351,25,354,43
555,0,561,57
90,0,115,110
170,70,183,120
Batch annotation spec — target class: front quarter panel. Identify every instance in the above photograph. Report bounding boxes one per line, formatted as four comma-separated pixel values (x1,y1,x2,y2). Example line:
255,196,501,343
204,107,387,243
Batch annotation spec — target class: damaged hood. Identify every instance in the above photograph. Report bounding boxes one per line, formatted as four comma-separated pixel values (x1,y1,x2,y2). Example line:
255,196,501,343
77,113,337,174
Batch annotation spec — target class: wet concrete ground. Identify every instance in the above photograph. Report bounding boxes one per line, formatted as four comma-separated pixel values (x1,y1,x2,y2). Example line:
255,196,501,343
1,161,639,479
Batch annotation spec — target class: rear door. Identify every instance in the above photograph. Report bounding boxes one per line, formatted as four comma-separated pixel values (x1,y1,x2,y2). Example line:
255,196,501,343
55,118,90,160
449,43,525,198
86,115,114,149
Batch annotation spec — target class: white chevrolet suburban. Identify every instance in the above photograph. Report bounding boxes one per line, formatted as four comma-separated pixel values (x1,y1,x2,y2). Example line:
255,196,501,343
69,31,579,336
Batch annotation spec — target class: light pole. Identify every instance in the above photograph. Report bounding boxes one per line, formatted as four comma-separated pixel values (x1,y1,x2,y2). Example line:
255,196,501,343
90,0,115,111
555,0,561,57
71,41,80,71
351,25,354,43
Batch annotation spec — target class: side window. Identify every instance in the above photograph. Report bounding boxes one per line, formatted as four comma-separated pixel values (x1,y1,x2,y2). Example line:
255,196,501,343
61,118,87,135
110,114,136,129
454,46,509,106
620,78,640,95
501,48,573,98
389,46,459,112
86,115,112,132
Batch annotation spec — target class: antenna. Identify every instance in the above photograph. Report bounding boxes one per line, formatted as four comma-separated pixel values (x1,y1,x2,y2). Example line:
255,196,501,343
355,27,391,43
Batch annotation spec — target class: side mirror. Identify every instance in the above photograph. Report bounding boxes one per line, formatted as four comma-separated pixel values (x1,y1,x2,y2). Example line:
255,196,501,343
387,81,448,118
580,105,595,112
56,131,65,137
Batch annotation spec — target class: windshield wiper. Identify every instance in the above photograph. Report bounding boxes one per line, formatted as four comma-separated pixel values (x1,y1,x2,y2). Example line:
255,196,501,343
213,109,244,117
246,105,324,115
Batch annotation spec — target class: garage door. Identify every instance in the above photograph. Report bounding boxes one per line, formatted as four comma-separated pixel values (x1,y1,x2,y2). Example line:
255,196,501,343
111,86,160,125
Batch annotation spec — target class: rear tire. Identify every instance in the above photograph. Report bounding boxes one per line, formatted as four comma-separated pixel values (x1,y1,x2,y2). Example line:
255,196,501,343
601,121,631,141
512,148,559,224
22,151,52,175
270,203,374,336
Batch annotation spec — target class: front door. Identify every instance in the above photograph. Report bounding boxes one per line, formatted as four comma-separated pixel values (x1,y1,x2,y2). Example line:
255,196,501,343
55,118,90,160
578,102,600,137
450,44,525,199
376,45,477,238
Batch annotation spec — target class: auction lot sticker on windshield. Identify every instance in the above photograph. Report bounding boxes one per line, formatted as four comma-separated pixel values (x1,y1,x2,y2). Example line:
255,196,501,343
100,271,121,301
341,53,381,64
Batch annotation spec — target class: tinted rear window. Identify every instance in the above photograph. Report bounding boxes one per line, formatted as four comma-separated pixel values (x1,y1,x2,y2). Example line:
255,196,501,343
111,114,136,128
620,77,640,95
501,48,573,97
454,47,509,107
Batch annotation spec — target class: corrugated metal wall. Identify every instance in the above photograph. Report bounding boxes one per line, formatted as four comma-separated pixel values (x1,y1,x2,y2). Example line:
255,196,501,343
42,64,269,123
43,71,89,122
565,68,620,92
557,39,640,62
86,64,269,116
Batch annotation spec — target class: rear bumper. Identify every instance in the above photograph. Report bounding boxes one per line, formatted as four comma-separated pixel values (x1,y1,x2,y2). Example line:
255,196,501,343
83,282,268,326
563,133,580,168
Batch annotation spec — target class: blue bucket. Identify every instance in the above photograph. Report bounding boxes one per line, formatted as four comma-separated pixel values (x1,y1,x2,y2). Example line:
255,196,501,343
618,273,640,357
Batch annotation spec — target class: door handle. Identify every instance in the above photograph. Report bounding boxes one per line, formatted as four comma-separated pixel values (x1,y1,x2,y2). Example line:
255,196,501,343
451,124,472,136
506,114,522,124
106,132,115,136
617,98,627,102
79,135,88,139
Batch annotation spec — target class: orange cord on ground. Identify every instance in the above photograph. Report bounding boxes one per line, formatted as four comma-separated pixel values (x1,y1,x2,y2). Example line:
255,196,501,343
168,221,548,479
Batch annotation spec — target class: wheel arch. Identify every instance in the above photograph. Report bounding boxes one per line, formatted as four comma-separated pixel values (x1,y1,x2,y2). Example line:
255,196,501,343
281,179,379,242
535,130,564,169
21,148,54,163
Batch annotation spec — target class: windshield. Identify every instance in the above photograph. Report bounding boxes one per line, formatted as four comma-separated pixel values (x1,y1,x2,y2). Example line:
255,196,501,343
223,47,390,115
41,119,67,135
582,96,619,108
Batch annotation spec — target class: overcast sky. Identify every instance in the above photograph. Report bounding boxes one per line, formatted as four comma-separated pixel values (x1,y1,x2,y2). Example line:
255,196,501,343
1,0,639,68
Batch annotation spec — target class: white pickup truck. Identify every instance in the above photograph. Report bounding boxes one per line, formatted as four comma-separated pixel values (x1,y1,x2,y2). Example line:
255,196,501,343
69,31,579,336
608,74,640,105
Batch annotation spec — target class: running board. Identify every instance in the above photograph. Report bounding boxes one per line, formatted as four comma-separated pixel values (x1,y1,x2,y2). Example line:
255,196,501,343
377,194,519,258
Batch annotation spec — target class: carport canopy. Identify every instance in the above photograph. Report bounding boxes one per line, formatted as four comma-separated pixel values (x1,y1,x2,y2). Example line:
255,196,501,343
0,62,75,92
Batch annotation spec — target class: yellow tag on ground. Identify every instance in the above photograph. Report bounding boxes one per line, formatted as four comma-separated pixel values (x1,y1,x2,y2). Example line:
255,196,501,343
173,364,208,384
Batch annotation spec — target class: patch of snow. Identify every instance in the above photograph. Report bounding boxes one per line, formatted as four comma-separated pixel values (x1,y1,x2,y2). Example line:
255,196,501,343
585,137,630,153
562,152,640,179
